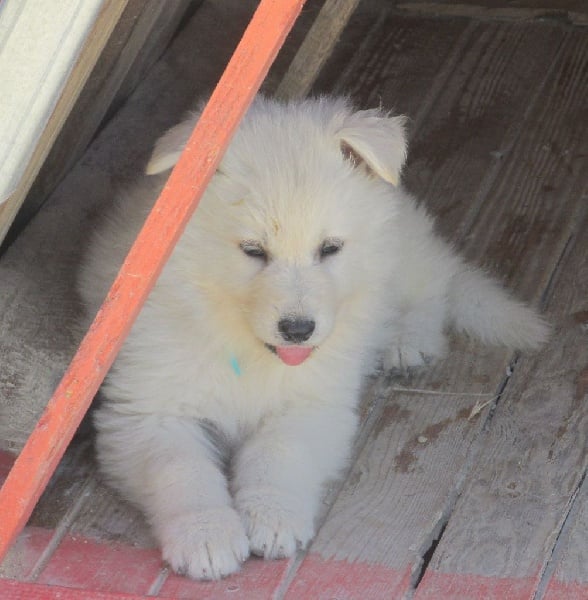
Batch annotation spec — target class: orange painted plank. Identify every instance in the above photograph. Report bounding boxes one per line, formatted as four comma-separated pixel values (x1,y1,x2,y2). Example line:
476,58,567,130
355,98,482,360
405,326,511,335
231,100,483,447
3,528,292,598
413,570,539,600
0,579,150,600
544,579,588,600
35,537,163,594
284,554,412,599
0,0,306,563
158,559,292,599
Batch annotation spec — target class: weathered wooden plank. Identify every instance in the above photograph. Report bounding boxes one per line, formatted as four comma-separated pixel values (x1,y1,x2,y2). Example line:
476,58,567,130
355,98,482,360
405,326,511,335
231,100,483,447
284,19,576,597
0,451,14,482
315,11,471,112
59,479,154,549
2,527,292,598
157,559,292,599
416,214,588,597
403,20,565,241
456,28,588,300
34,536,162,595
411,31,588,595
0,528,53,581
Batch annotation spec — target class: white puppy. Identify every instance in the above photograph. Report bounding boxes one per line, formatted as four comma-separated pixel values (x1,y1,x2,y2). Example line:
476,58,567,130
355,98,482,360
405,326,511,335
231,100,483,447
78,96,548,579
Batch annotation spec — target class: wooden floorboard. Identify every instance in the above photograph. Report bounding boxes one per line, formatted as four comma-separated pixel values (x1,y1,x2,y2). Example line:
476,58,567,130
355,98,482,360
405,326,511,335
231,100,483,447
316,11,470,112
403,19,565,242
415,209,588,595
1,1,587,598
458,28,588,298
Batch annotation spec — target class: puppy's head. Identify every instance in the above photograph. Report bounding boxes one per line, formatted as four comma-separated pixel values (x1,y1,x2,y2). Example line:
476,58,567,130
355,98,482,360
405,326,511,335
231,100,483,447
147,97,407,366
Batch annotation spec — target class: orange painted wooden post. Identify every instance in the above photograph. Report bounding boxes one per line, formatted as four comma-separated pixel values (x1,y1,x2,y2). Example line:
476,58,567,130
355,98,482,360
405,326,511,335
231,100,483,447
0,0,306,562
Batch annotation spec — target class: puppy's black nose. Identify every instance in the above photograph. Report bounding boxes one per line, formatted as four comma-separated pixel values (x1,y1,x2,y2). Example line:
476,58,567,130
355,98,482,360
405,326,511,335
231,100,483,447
278,317,316,343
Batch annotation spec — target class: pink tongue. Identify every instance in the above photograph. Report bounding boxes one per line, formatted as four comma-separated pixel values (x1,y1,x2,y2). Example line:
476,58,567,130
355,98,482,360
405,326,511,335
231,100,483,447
275,346,314,366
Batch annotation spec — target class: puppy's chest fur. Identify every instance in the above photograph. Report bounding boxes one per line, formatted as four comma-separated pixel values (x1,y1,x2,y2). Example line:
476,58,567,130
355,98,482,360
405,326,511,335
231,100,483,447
108,320,361,435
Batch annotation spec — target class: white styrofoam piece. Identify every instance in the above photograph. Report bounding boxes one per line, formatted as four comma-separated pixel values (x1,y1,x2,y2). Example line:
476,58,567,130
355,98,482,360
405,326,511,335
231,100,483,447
0,0,104,204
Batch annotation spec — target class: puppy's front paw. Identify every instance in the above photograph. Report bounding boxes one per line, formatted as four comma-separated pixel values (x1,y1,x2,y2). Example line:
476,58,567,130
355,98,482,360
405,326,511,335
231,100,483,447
235,489,315,559
157,508,250,580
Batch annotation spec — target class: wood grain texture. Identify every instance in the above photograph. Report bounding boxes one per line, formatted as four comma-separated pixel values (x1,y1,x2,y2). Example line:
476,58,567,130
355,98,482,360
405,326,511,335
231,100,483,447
555,482,588,585
0,528,52,581
418,209,588,583
456,28,588,299
157,559,293,599
318,12,470,111
34,537,162,594
0,578,153,600
284,555,412,600
403,19,565,242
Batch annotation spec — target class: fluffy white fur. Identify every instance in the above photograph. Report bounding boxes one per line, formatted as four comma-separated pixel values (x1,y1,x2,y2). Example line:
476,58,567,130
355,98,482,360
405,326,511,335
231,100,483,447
78,96,548,579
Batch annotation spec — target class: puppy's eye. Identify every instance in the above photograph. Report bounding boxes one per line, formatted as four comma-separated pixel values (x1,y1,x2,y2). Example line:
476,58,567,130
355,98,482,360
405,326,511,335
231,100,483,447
319,238,344,260
240,241,268,261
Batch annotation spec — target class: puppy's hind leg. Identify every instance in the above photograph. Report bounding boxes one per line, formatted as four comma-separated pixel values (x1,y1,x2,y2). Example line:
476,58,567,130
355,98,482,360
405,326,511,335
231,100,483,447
381,299,449,373
95,411,249,580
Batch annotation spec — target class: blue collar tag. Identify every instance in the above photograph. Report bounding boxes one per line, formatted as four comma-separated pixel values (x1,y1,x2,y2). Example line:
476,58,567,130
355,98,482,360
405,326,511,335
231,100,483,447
229,354,242,377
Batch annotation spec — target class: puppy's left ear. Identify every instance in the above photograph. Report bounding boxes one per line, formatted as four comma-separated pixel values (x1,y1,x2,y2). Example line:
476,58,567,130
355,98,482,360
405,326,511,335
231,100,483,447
145,114,199,175
337,109,407,186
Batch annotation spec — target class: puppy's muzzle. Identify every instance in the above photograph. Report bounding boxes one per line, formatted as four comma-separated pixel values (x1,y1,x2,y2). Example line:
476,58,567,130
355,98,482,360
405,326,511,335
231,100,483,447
278,317,316,343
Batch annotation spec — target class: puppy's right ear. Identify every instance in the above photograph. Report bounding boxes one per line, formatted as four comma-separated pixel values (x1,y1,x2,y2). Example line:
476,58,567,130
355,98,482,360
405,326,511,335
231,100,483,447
337,109,407,186
145,114,199,175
